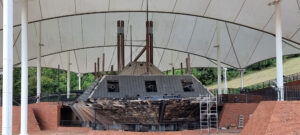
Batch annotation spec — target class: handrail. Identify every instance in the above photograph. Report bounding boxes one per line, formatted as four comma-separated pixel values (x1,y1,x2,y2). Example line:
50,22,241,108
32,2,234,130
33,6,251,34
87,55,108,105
210,72,300,95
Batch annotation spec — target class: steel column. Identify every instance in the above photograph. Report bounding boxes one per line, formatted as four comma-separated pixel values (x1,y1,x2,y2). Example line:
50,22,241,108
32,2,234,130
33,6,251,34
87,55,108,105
67,51,70,99
20,0,28,134
36,36,41,102
240,69,245,90
2,0,13,134
216,21,222,96
77,73,82,90
223,68,228,94
275,1,284,101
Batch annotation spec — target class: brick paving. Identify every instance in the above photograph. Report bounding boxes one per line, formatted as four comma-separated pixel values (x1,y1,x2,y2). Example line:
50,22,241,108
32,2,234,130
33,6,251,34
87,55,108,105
219,103,258,129
241,101,300,135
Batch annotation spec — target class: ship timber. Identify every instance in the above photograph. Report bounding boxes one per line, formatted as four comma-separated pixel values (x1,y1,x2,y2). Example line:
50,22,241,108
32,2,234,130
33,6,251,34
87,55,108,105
71,62,216,131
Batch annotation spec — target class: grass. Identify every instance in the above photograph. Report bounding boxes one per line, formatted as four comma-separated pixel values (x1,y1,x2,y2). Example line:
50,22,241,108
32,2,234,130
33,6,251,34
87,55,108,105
207,57,300,89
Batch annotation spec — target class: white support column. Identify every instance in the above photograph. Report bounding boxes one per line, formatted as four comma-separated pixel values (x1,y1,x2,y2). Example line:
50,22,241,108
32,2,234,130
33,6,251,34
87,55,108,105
223,68,228,94
216,21,222,96
77,73,82,90
20,0,28,135
274,0,284,101
2,0,13,134
240,69,245,90
67,51,70,99
36,44,41,103
36,25,41,103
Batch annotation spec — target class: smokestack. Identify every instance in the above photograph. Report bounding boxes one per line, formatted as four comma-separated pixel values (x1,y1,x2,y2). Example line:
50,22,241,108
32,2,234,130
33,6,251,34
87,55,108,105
146,23,149,73
172,67,175,75
97,57,100,78
102,53,105,75
110,65,114,75
117,20,125,72
186,54,191,75
121,21,125,70
180,62,183,75
94,62,97,80
117,21,120,72
147,21,154,64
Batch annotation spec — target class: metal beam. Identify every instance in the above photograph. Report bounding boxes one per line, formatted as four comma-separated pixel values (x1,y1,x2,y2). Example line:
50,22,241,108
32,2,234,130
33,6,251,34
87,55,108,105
67,51,70,99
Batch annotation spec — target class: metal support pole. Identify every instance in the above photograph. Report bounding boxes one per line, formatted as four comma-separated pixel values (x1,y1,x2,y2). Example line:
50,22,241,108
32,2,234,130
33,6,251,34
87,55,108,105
2,0,13,134
223,68,228,94
36,38,41,103
67,51,70,99
77,73,82,90
216,21,222,96
57,65,60,94
20,0,28,134
275,1,284,101
240,69,245,90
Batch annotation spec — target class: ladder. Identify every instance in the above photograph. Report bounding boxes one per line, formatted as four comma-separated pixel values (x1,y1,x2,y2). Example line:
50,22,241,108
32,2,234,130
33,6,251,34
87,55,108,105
238,114,244,128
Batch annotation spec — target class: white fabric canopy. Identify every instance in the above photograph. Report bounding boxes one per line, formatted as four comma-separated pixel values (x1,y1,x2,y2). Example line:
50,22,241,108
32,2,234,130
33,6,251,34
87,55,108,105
0,0,300,73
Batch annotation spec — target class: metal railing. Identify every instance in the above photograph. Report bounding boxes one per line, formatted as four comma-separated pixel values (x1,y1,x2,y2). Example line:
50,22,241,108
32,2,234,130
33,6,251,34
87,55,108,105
60,120,86,127
210,72,300,95
13,93,79,105
218,85,300,103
